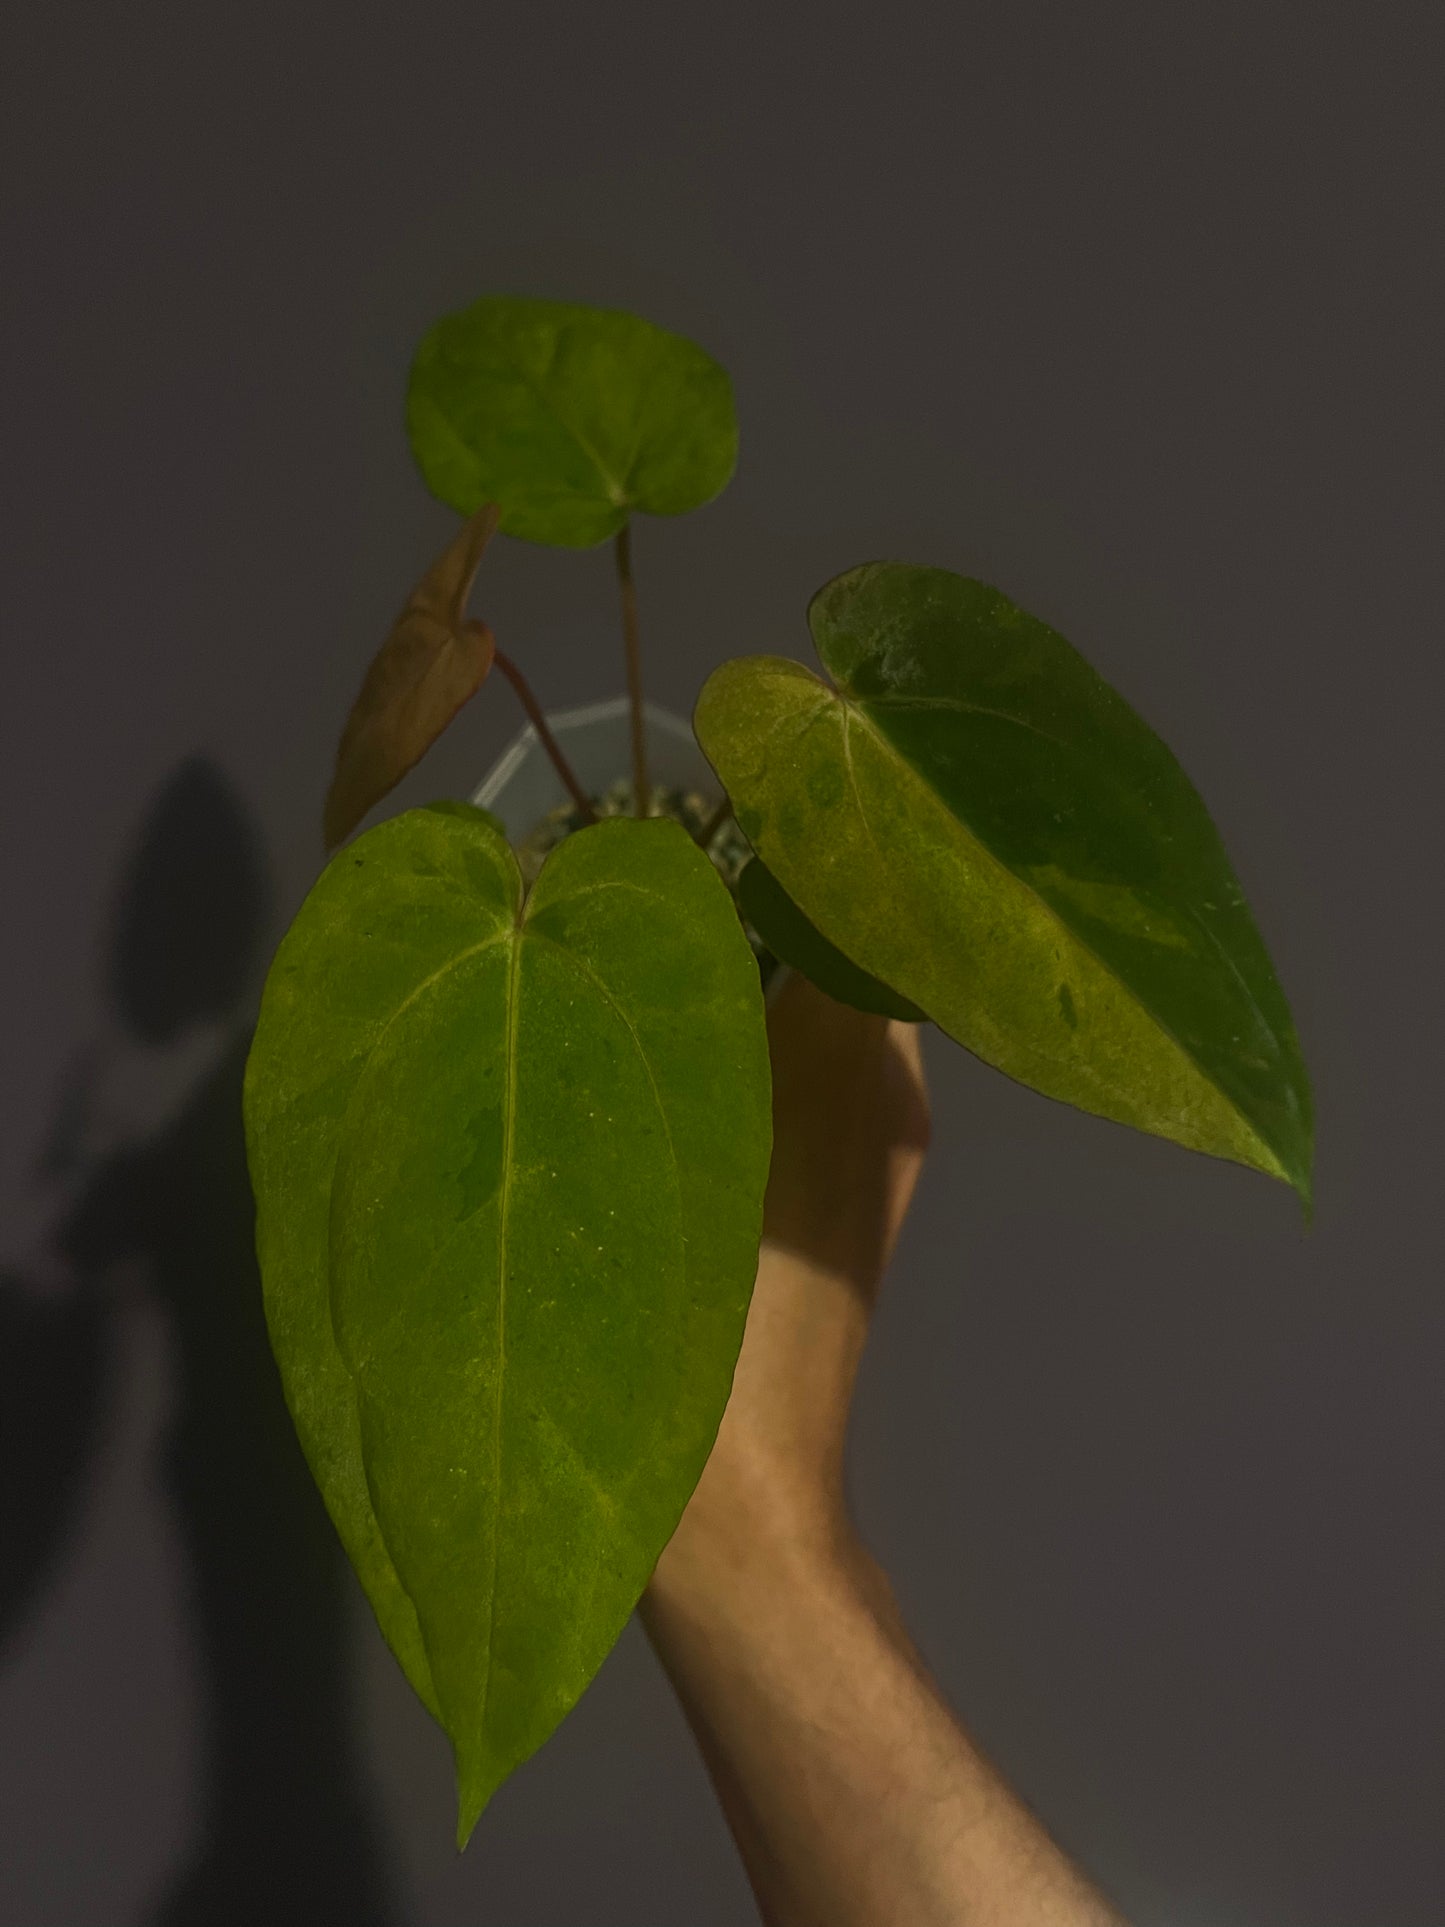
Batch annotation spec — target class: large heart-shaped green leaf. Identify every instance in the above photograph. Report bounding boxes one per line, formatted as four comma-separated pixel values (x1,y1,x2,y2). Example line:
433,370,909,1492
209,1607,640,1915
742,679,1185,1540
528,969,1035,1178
695,563,1312,1203
244,805,771,1839
407,297,738,547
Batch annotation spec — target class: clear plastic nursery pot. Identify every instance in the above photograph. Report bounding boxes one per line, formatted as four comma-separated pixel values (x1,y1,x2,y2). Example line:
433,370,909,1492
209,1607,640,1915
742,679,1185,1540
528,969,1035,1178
473,695,785,999
472,696,720,839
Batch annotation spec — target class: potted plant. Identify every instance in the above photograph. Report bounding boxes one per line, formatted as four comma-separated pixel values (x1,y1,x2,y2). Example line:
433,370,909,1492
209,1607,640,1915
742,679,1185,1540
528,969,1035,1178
243,295,1312,1846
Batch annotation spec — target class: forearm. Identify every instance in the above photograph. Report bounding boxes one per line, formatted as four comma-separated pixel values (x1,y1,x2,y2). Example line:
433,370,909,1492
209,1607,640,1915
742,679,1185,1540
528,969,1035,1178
648,989,1126,1924
642,1481,1126,1927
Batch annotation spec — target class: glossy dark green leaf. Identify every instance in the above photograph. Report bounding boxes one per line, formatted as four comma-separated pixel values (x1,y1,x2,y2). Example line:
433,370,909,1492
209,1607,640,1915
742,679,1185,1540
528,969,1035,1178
244,806,771,1840
696,563,1312,1202
737,857,925,1021
407,297,738,547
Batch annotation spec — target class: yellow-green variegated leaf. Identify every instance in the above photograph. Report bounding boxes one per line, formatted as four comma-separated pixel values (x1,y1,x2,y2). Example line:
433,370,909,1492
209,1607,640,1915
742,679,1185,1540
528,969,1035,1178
738,857,924,1022
244,805,771,1841
695,563,1312,1203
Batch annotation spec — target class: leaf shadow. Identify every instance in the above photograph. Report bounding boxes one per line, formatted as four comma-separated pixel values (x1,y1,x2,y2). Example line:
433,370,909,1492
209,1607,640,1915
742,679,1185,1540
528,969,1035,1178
1,758,398,1925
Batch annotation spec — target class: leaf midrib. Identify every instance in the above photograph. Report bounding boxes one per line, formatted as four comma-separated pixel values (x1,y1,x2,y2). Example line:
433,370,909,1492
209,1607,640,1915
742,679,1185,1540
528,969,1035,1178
525,927,686,1244
479,928,522,1752
828,697,1289,1182
422,339,631,517
513,331,630,507
354,905,690,1753
861,690,1071,752
860,690,1295,1090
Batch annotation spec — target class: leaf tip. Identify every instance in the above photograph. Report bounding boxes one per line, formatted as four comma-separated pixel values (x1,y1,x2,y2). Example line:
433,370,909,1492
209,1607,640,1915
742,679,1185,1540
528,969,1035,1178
1272,1110,1313,1223
1261,1129,1312,1224
1292,1164,1315,1228
453,1752,500,1851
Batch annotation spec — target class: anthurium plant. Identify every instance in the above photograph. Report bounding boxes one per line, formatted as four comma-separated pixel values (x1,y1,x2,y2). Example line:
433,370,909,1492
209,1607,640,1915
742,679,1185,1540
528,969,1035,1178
243,295,1313,1844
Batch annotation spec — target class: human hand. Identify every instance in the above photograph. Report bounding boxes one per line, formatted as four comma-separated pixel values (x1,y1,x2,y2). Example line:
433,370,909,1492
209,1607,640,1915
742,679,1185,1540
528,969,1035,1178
644,980,1127,1927
653,971,930,1586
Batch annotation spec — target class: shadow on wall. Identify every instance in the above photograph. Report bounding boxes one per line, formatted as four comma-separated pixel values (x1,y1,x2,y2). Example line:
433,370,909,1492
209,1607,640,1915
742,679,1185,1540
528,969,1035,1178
0,759,397,1926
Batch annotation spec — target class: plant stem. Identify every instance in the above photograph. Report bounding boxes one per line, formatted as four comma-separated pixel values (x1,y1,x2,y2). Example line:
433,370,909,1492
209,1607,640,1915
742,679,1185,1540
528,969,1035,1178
614,522,649,817
492,644,596,822
695,795,733,852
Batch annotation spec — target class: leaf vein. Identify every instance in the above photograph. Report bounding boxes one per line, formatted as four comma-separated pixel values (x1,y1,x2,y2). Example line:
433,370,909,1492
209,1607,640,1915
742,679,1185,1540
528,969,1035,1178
843,703,1283,1159
865,691,1071,750
479,930,522,1749
524,930,686,1239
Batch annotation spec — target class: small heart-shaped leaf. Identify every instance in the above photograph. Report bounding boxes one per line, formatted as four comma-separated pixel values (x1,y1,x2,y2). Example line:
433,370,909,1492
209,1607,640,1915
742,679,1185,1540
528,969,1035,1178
407,297,737,547
324,505,500,849
244,805,771,1841
696,563,1313,1204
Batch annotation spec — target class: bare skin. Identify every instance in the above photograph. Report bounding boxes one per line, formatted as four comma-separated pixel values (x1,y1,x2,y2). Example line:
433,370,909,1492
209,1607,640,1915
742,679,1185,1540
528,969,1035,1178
641,974,1128,1927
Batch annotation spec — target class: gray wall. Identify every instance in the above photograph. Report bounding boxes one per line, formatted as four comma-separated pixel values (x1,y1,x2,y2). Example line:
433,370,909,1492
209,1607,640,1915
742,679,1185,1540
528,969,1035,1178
3,3,1441,1921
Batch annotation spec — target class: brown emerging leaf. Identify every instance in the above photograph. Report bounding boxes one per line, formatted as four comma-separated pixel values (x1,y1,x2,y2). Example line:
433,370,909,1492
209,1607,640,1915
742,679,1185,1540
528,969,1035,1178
324,505,502,849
